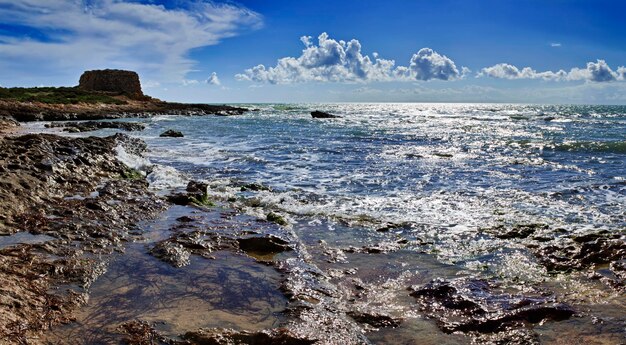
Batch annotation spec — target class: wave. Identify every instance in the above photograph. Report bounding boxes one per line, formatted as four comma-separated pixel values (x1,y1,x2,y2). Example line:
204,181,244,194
551,141,626,154
115,145,188,191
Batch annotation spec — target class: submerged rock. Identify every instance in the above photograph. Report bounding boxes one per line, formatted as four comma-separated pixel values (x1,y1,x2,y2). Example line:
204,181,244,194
182,328,316,345
311,111,341,119
160,129,184,138
149,240,191,268
409,278,574,338
347,310,401,328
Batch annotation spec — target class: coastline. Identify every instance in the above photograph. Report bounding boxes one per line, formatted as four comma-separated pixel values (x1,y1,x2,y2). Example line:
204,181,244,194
0,103,625,344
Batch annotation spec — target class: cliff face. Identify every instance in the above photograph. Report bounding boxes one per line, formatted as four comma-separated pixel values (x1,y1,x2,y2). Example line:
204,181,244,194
78,69,144,99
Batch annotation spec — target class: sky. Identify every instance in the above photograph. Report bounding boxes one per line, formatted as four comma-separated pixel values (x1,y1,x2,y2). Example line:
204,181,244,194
1,0,625,104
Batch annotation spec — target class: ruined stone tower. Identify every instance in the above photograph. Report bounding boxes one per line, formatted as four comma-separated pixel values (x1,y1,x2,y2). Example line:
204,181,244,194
78,69,144,99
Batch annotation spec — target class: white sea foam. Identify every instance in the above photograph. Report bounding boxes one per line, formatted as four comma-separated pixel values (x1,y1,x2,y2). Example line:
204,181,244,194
146,165,189,190
115,145,188,191
115,145,151,173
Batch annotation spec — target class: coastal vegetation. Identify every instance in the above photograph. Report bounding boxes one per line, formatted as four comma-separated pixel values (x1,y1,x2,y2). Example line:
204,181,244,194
0,86,127,105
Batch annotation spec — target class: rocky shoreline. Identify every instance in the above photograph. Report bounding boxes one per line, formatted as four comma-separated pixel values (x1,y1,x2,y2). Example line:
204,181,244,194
0,132,165,342
0,88,624,343
0,99,247,122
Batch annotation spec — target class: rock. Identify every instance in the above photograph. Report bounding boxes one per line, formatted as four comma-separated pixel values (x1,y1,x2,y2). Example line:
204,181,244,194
311,111,341,119
239,182,272,192
186,181,209,194
176,216,195,223
267,212,288,226
409,278,574,337
46,121,145,133
344,240,406,254
182,328,316,345
531,230,626,272
487,223,548,239
159,129,184,138
149,240,191,268
166,183,214,207
0,116,19,133
237,235,292,256
347,310,401,328
78,69,144,99
0,133,164,339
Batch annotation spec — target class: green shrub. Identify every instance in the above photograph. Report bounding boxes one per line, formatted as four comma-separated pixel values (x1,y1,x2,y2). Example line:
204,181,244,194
0,87,127,105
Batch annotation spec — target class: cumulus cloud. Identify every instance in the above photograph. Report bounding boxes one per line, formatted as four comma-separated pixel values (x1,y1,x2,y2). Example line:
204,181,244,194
479,60,625,82
477,63,567,80
236,32,464,84
207,72,221,85
0,0,262,84
406,48,461,81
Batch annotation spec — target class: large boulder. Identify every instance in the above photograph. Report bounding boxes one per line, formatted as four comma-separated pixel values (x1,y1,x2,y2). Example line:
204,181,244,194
78,69,144,99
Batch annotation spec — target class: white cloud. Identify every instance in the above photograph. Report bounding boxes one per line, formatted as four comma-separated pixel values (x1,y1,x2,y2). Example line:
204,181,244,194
207,72,221,85
551,43,562,47
406,48,461,81
182,79,200,86
478,60,625,82
236,32,464,84
0,0,262,84
477,63,567,80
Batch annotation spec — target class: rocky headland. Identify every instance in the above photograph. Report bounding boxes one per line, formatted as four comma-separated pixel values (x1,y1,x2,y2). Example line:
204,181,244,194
0,69,247,123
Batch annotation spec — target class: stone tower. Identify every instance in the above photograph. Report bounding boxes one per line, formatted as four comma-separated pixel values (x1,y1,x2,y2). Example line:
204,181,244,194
78,69,144,99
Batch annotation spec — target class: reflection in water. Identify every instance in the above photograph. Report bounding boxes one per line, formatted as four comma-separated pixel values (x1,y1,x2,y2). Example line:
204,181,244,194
45,244,287,344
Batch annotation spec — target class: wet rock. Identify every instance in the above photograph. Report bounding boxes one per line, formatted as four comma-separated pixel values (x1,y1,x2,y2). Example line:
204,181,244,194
45,121,145,132
311,111,341,119
237,235,293,256
160,129,184,138
0,133,164,340
166,184,214,207
318,240,348,263
347,310,401,328
409,278,574,336
119,320,170,345
267,212,288,226
531,230,625,272
187,180,209,194
488,223,548,239
176,216,195,223
240,182,272,192
375,222,412,233
149,240,191,268
610,260,626,281
345,240,406,254
181,328,316,345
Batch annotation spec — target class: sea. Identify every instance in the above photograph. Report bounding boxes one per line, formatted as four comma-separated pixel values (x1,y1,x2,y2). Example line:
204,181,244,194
136,103,626,232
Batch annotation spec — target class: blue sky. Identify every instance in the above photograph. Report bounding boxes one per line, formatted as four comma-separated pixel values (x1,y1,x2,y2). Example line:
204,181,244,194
1,0,625,103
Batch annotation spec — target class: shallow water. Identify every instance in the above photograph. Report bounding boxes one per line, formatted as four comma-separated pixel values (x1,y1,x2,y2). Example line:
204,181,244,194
44,206,288,344
0,232,55,249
